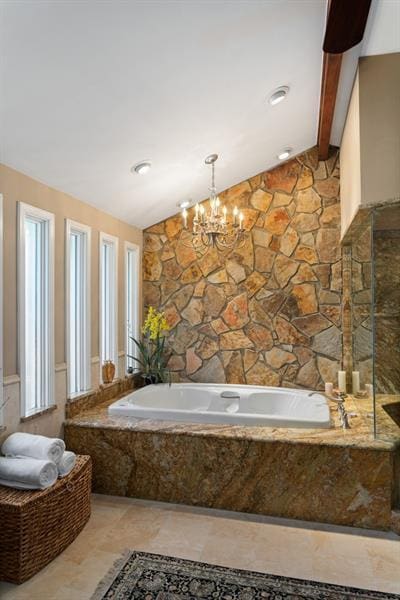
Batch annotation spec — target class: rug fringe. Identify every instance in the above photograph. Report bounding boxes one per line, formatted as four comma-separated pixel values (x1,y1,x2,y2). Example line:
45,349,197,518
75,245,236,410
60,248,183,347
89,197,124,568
90,549,133,600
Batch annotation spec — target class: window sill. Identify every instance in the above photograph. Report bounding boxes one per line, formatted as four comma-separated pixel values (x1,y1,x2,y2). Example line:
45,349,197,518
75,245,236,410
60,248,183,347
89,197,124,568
100,378,121,389
20,404,57,423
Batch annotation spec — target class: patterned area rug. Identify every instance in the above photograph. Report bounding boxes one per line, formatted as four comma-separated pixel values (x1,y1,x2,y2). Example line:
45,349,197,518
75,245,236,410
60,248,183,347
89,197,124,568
91,550,399,599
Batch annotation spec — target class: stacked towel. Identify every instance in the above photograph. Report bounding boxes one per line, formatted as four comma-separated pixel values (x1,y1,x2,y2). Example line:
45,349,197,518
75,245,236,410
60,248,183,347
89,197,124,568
58,451,76,478
0,457,58,490
1,432,65,464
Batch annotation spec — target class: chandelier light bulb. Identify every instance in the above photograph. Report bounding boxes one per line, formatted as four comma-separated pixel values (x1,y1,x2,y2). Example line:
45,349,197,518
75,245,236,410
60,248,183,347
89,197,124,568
182,208,188,228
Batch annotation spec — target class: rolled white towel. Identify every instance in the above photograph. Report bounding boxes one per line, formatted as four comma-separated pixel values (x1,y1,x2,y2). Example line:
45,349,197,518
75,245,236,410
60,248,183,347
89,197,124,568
0,457,58,490
58,451,76,478
1,433,65,465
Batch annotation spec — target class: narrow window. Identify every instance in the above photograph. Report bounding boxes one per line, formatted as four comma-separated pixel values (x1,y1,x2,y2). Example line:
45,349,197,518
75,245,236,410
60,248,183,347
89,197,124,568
99,232,118,377
18,203,54,417
66,220,91,396
0,195,3,425
125,242,140,373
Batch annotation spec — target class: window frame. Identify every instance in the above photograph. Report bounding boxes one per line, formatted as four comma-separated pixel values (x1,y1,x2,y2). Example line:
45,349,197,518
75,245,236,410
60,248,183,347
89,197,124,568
65,219,91,397
124,241,140,374
99,231,118,379
18,202,55,417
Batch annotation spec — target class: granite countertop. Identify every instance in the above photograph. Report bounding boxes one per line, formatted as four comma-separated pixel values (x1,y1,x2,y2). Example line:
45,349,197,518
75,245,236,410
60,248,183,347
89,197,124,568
64,388,400,451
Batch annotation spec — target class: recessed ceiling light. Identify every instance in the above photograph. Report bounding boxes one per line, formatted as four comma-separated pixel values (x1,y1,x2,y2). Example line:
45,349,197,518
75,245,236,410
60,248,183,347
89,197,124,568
277,148,292,161
177,200,191,209
131,160,152,175
268,86,290,106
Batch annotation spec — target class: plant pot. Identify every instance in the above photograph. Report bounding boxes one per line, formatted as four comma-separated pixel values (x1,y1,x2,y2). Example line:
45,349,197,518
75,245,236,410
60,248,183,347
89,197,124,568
142,374,160,385
102,361,115,384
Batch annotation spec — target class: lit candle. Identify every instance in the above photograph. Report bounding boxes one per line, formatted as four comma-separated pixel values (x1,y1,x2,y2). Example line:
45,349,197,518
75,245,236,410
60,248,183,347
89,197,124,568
352,371,360,395
182,208,188,229
233,206,238,225
325,382,333,396
239,212,244,229
338,371,347,393
195,203,199,220
215,197,220,215
222,206,227,222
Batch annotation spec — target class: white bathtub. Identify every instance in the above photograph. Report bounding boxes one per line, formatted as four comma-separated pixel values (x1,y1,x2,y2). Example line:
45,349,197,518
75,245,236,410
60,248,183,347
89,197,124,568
108,384,331,428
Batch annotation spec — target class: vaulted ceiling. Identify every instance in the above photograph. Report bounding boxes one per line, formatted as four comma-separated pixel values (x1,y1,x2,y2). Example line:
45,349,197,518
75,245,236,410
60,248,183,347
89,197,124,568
1,0,398,228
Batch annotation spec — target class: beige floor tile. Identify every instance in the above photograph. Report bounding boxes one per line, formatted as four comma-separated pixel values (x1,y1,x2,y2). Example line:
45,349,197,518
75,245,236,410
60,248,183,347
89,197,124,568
0,493,399,600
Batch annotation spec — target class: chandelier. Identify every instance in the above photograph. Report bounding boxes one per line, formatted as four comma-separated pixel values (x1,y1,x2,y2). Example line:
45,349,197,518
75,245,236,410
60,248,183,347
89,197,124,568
180,154,246,254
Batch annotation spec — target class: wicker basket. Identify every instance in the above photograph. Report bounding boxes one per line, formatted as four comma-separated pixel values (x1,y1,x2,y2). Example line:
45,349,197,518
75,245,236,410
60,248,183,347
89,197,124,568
0,454,92,584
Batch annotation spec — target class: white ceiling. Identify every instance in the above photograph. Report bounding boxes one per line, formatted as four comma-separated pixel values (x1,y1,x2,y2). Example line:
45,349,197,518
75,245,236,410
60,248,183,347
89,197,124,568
0,1,398,229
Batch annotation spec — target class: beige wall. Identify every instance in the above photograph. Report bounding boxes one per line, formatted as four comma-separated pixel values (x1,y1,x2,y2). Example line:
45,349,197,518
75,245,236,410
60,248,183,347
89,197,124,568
0,163,142,438
340,53,400,237
340,72,361,237
359,53,400,209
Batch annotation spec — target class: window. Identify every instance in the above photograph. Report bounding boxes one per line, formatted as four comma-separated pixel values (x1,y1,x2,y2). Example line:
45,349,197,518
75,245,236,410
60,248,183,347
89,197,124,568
0,195,3,425
66,220,91,396
18,202,54,417
99,232,118,377
125,242,140,373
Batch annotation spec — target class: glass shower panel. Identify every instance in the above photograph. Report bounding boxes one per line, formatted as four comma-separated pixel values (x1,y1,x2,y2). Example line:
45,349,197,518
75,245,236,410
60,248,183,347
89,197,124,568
372,202,400,443
348,213,374,432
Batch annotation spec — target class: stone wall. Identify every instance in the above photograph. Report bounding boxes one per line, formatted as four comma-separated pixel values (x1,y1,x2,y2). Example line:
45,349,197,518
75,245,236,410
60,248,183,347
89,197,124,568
374,229,400,394
143,147,342,390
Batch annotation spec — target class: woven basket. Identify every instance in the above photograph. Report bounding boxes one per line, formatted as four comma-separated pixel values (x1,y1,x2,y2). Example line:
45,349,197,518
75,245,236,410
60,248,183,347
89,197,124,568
0,454,92,584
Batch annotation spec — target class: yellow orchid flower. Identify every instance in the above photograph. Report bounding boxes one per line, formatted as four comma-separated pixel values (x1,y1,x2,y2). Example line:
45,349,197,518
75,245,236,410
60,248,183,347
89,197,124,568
142,307,170,340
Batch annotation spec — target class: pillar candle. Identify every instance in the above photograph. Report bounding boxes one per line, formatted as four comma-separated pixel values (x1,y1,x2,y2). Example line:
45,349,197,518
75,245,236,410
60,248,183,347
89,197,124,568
352,371,360,395
365,383,373,398
325,382,333,396
338,371,347,393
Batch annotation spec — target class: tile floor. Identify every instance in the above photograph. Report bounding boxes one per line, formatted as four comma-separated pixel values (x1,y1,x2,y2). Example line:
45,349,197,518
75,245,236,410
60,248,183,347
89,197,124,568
1,494,399,599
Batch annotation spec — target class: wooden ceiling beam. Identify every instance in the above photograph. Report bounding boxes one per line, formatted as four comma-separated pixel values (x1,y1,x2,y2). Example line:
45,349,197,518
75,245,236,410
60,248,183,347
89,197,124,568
323,0,372,54
317,51,342,161
317,0,372,160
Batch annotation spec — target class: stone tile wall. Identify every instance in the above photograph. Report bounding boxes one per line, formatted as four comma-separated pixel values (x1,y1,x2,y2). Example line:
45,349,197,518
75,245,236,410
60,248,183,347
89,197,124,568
143,147,342,390
374,230,400,394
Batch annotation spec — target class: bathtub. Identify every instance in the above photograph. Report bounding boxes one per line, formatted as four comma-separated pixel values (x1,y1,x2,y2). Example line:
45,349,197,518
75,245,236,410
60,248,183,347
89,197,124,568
108,383,331,428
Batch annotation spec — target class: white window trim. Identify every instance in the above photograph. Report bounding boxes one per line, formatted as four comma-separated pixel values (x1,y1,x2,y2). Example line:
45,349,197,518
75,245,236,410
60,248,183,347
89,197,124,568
65,219,91,397
124,241,140,374
99,231,118,379
0,195,3,425
18,202,55,417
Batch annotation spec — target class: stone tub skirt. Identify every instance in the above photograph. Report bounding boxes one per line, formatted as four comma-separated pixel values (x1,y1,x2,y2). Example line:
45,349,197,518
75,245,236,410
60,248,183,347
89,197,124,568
64,418,400,533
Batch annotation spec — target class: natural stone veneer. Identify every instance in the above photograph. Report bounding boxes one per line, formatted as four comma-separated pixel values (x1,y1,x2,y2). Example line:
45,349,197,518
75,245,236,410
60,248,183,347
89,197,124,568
143,146,342,389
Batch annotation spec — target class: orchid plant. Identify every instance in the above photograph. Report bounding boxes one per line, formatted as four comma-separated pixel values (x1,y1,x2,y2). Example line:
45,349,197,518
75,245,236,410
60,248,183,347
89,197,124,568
128,307,170,384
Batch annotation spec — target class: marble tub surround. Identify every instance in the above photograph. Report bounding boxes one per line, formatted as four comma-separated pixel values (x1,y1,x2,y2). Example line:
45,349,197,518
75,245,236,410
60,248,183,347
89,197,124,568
64,393,400,532
143,146,342,390
65,375,139,420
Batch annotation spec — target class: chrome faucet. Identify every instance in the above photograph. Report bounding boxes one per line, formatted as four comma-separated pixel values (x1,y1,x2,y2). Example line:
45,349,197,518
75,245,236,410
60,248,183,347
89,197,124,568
308,391,350,429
